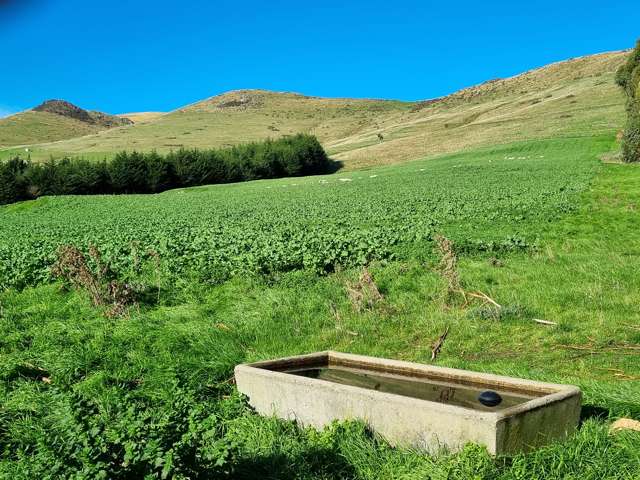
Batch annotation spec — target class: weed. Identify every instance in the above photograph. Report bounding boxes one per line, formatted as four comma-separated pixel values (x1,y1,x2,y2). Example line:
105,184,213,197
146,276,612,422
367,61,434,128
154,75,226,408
51,244,138,317
435,234,464,305
346,267,383,312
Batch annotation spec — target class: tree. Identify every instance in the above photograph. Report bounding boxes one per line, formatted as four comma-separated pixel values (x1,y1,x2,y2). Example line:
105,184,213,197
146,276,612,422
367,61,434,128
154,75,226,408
108,151,149,193
0,135,331,204
0,157,27,204
145,151,175,192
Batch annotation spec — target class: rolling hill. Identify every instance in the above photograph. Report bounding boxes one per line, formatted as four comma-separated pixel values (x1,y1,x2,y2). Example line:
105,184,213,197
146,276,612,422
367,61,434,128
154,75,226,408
0,50,628,168
0,99,132,148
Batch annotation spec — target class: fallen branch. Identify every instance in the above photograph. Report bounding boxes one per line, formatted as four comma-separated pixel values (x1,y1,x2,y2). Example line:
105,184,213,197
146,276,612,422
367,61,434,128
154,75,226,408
558,344,599,351
595,367,640,381
431,326,450,361
335,325,359,336
558,344,640,355
329,302,341,322
467,291,502,309
532,318,557,326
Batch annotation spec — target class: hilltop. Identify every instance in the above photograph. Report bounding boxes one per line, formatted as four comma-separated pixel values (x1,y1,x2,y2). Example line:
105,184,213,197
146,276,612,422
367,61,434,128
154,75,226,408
0,50,629,168
0,100,132,148
33,99,133,128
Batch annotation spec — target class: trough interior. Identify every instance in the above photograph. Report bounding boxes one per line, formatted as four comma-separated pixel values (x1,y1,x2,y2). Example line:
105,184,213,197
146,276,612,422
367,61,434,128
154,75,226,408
252,353,558,412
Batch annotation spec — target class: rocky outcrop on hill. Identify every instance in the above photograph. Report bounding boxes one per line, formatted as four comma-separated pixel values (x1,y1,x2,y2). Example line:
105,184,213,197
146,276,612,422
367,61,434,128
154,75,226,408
33,99,133,127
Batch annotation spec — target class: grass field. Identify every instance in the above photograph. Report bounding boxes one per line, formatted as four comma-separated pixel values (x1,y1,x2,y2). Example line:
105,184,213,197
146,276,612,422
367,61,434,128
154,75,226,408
1,135,639,478
0,51,628,169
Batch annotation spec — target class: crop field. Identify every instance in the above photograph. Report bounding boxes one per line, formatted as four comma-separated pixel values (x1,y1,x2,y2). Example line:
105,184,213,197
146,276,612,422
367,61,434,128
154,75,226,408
0,137,606,290
1,136,640,478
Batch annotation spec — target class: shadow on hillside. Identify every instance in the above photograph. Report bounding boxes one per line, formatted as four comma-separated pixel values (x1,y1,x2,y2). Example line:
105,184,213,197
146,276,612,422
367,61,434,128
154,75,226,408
325,158,344,174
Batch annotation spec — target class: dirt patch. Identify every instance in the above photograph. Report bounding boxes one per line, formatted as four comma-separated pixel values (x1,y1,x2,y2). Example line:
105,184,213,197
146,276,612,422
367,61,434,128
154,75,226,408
215,93,265,110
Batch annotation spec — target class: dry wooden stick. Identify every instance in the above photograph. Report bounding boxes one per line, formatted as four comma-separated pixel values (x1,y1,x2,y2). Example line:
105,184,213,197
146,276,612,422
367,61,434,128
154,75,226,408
558,344,640,355
329,302,341,322
431,326,450,361
533,318,557,326
557,344,598,351
467,290,502,309
595,367,640,381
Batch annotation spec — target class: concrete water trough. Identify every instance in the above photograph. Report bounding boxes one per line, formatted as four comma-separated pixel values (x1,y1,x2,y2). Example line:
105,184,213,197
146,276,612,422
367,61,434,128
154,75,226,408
234,351,581,455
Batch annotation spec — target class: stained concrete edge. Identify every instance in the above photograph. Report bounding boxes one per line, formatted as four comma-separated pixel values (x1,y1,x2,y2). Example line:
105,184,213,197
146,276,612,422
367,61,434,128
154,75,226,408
235,351,582,455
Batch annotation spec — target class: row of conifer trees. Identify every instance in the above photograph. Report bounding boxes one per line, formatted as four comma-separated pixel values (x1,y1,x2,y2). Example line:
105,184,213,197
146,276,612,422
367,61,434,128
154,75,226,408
0,134,332,204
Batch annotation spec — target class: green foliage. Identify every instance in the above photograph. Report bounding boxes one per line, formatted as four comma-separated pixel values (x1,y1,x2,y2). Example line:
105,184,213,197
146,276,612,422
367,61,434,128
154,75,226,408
2,142,640,477
1,389,245,479
108,151,150,193
23,158,110,196
616,39,640,162
0,158,27,204
0,137,609,291
0,134,331,204
145,151,176,193
0,283,248,478
615,40,640,95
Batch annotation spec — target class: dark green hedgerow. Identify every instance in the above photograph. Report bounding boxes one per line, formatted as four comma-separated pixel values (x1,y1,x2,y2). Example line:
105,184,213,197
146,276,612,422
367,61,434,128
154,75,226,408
0,134,331,204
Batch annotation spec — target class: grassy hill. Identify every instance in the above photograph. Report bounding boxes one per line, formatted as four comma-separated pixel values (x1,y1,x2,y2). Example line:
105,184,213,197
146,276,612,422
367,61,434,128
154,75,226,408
0,100,132,148
117,111,166,123
0,51,628,168
0,110,106,148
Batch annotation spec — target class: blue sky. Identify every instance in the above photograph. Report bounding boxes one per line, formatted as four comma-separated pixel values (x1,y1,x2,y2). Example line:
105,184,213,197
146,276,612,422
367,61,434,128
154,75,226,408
0,0,638,116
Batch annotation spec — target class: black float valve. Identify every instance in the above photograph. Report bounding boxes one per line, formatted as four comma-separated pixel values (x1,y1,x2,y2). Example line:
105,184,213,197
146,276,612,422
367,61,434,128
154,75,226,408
478,390,502,407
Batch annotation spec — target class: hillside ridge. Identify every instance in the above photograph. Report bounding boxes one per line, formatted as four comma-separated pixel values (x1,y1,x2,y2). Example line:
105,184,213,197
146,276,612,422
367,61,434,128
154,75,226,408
0,49,629,168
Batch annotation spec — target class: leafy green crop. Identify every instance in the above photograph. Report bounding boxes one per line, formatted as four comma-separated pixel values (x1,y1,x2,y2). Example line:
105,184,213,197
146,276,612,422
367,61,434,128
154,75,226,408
0,137,608,291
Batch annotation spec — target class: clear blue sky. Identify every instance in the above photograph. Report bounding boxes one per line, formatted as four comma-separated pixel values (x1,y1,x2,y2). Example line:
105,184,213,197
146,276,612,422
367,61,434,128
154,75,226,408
1,0,638,116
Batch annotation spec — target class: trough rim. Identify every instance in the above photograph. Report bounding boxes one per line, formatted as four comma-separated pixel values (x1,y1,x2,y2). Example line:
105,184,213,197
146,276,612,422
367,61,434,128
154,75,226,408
235,350,581,420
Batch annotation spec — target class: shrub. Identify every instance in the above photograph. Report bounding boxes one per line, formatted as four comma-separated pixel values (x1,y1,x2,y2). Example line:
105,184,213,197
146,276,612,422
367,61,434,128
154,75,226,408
51,244,139,317
616,39,640,163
